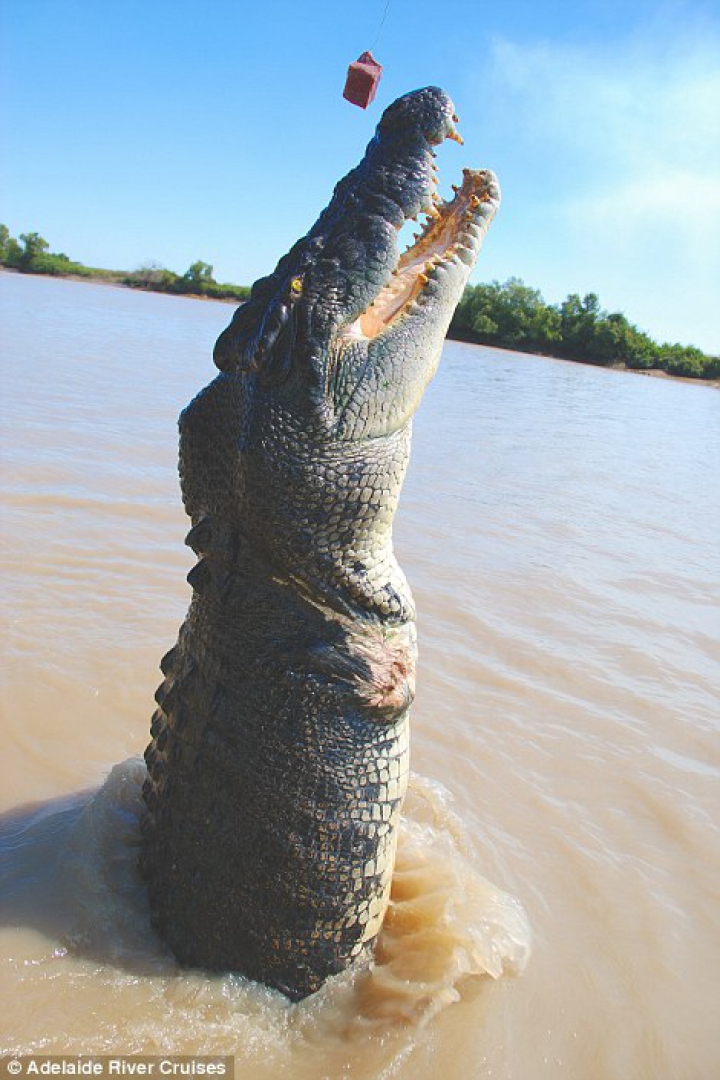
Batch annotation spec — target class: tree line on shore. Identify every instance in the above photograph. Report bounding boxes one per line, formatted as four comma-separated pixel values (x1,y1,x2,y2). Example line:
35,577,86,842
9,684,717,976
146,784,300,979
0,226,250,302
2,225,717,379
449,278,719,380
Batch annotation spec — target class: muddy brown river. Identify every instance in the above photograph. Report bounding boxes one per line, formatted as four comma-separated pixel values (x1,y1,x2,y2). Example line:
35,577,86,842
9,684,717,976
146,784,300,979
1,272,718,1078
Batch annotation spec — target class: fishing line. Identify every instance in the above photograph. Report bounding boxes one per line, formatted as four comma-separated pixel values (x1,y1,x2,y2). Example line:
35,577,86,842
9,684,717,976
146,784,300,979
370,0,392,50
343,0,391,107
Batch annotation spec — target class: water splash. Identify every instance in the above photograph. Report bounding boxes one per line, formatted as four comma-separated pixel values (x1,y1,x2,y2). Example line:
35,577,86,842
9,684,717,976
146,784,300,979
0,759,530,1055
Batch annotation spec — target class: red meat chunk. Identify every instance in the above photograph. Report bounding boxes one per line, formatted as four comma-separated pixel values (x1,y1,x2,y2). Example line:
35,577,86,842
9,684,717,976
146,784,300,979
343,51,383,109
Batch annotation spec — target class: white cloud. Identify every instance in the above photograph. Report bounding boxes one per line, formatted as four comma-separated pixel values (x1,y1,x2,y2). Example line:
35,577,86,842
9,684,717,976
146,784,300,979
481,20,720,351
566,170,720,273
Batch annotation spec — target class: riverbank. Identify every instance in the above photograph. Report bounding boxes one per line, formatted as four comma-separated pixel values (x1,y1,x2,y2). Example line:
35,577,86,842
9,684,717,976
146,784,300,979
2,264,717,386
446,326,720,388
0,264,245,304
448,280,719,381
0,229,250,304
3,223,717,380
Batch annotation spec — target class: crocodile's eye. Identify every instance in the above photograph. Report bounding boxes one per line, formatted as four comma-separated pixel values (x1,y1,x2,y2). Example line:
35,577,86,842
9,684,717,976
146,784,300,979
290,277,304,297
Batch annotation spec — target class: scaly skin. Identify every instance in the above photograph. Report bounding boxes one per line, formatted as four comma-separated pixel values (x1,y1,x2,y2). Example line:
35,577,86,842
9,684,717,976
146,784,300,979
140,87,500,1000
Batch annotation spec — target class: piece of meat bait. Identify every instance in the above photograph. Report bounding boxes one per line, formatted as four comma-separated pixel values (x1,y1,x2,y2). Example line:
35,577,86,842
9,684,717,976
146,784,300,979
343,51,383,109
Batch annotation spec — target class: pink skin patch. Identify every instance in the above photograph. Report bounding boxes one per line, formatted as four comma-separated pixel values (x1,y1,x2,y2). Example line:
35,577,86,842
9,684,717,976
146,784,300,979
350,630,416,719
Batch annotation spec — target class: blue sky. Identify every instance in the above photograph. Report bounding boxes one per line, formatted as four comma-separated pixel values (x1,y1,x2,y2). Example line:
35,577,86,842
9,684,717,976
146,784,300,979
2,0,719,351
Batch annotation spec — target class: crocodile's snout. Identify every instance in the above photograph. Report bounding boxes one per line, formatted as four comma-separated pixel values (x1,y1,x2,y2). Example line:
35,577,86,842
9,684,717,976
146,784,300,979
377,84,461,144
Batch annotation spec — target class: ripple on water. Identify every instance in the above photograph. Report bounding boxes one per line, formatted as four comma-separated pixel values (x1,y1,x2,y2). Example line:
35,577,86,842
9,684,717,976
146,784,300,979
0,760,531,1057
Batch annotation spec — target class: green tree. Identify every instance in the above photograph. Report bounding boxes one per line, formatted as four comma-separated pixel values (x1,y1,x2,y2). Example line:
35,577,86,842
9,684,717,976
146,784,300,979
182,260,215,291
457,278,561,352
558,292,617,363
601,313,656,369
451,280,718,378
124,261,180,292
18,231,50,269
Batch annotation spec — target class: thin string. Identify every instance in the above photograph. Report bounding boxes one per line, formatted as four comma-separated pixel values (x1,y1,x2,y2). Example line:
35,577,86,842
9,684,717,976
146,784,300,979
370,0,392,51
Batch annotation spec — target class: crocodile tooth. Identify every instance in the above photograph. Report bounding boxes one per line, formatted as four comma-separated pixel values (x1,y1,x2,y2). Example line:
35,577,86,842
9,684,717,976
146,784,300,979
455,244,476,266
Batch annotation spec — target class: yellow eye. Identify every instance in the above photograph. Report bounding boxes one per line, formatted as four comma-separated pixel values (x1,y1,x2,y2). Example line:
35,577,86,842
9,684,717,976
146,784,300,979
290,277,304,295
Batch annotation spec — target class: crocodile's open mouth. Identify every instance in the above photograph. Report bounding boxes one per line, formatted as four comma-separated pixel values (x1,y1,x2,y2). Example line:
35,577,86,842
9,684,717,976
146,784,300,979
212,90,500,379
342,166,500,343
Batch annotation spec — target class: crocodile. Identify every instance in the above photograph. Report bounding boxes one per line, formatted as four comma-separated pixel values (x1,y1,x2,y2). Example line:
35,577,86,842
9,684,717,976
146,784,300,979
139,86,500,1001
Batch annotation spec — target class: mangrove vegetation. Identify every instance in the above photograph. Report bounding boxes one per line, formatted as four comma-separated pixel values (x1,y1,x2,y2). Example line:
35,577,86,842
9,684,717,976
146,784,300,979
1,225,716,379
448,278,719,380
0,225,250,303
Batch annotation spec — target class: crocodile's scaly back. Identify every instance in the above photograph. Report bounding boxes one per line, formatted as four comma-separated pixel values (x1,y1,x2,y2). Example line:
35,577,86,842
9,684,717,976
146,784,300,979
140,87,500,999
